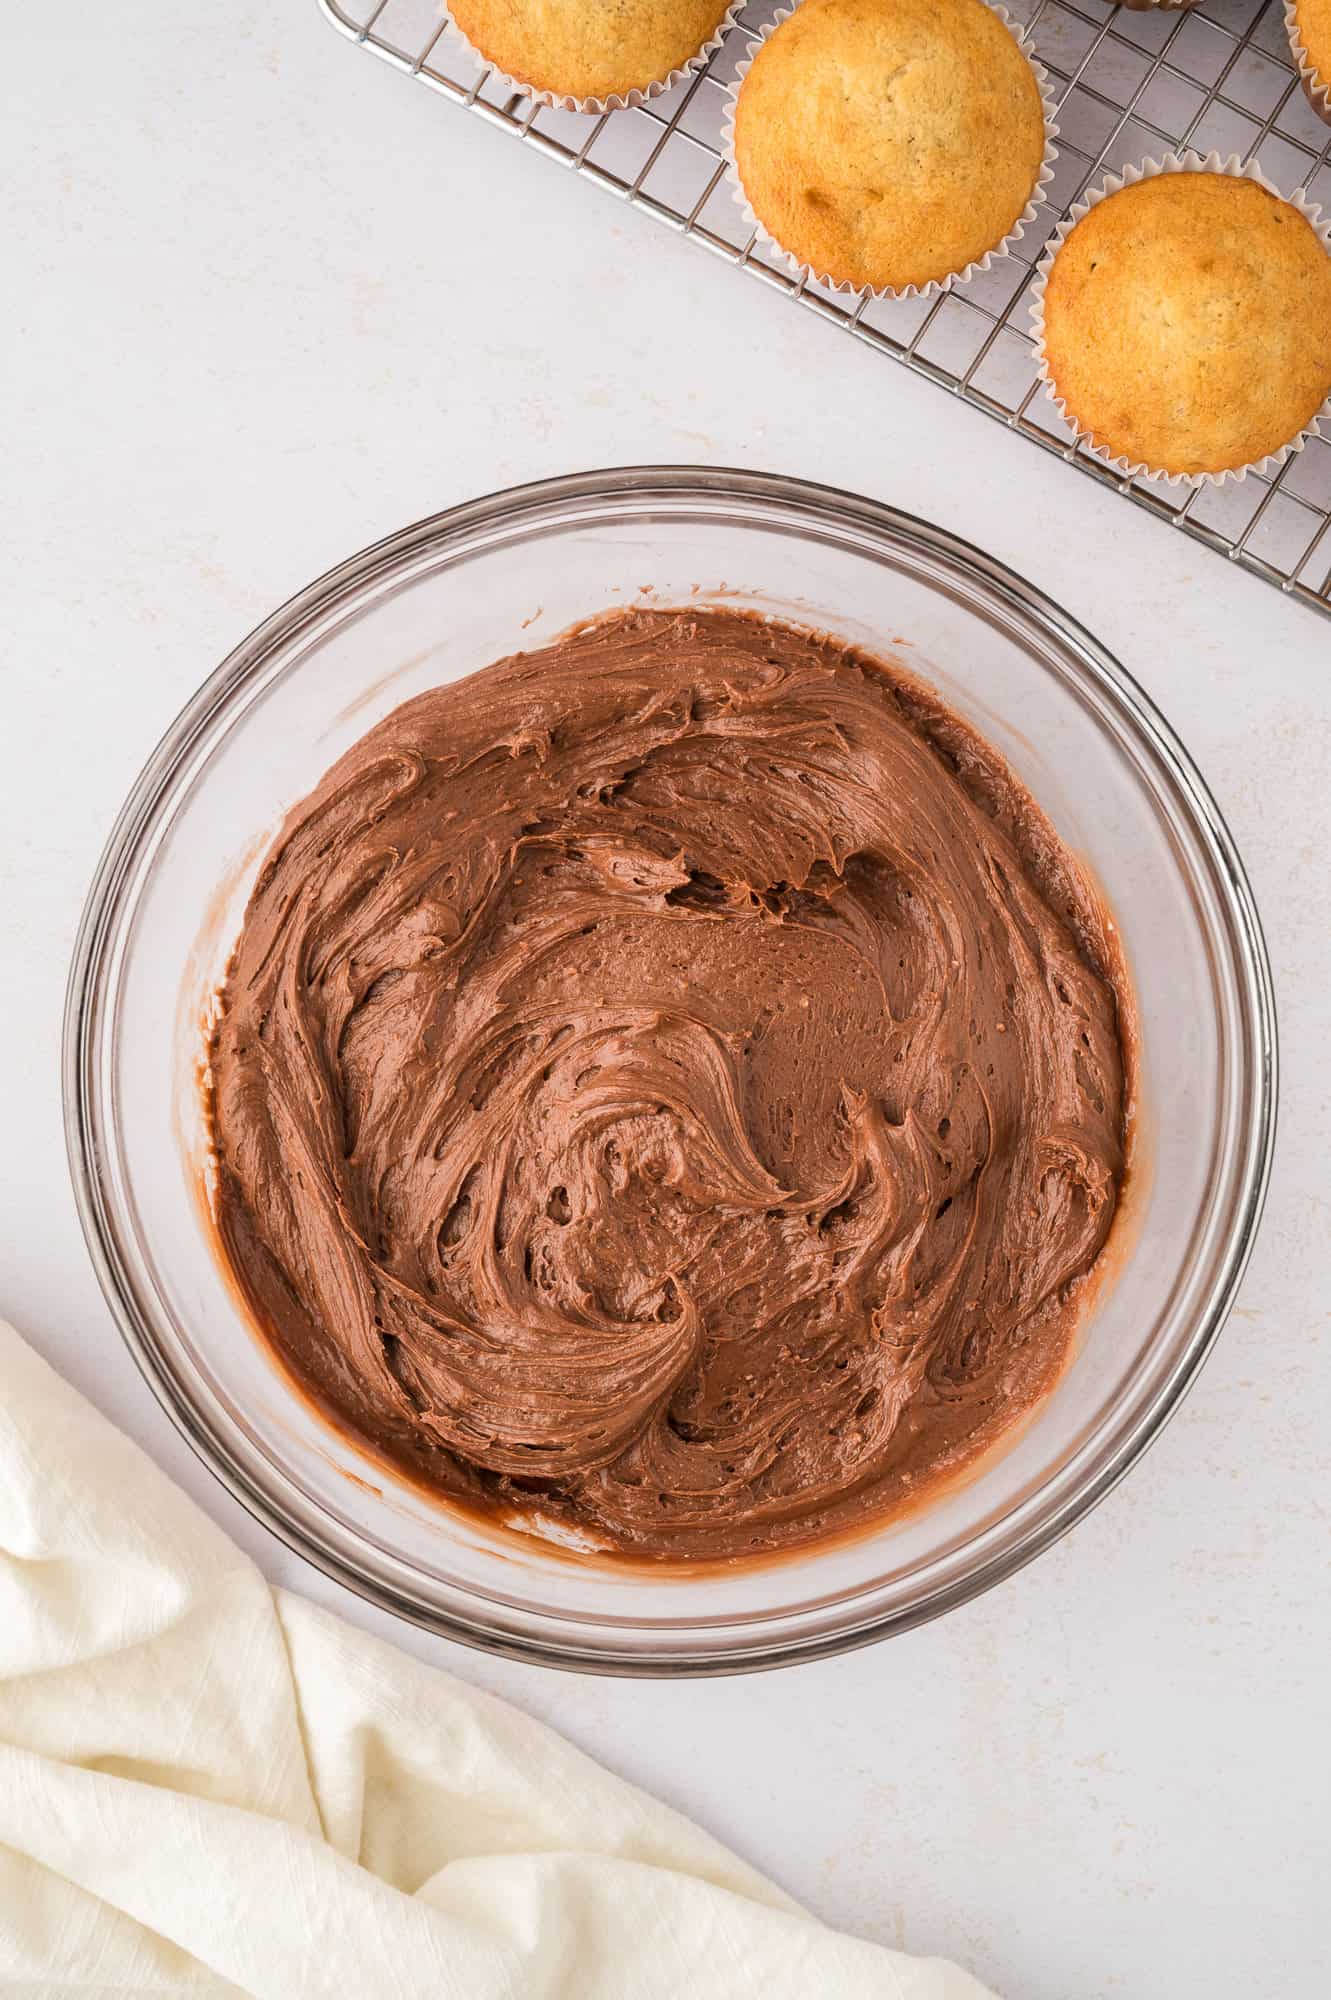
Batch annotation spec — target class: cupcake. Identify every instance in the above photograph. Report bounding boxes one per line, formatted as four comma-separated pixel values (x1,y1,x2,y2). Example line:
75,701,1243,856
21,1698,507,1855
729,0,1053,296
1034,158,1331,482
446,0,738,110
1286,1,1331,123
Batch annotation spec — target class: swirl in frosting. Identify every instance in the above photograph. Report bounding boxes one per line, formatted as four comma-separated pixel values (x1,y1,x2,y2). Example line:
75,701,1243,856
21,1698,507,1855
209,609,1129,1561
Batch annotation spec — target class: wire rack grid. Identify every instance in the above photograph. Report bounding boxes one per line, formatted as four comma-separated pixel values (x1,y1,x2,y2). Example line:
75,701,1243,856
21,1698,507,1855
320,0,1331,622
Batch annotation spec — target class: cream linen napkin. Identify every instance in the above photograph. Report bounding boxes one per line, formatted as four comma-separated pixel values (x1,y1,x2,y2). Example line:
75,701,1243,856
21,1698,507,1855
0,1321,996,1999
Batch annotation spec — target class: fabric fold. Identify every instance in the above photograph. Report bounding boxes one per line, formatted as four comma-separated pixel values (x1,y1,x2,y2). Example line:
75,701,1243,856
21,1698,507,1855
0,1321,994,1999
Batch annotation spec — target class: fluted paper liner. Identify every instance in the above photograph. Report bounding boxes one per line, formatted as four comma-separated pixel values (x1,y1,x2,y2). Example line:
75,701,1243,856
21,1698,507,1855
1285,0,1331,126
1030,150,1331,489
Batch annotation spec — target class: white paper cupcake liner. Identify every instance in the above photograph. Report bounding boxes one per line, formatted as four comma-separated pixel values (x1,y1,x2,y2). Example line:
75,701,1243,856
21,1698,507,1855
721,0,1060,304
1285,0,1331,126
1029,150,1331,489
443,0,745,115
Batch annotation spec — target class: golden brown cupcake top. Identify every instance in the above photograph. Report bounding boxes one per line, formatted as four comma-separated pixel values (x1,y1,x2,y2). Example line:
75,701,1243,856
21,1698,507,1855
1291,0,1331,88
449,0,733,102
1039,171,1331,478
732,0,1047,293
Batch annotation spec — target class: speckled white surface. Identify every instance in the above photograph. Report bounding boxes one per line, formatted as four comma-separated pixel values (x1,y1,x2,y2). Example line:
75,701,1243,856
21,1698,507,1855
3,7,1329,1997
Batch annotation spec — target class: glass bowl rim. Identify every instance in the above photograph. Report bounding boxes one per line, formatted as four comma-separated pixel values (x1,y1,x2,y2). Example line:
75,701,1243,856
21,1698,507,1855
63,464,1279,1676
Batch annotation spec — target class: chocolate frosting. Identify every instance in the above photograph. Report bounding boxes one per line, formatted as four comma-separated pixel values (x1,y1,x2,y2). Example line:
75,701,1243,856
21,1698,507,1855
210,609,1128,1562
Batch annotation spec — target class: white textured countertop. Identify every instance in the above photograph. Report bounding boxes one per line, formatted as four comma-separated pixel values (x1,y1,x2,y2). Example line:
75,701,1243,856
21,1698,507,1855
4,7,1329,1996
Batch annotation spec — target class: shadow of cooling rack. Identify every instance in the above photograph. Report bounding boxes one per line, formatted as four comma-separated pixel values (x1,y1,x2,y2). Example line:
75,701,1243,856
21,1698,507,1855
320,0,1331,622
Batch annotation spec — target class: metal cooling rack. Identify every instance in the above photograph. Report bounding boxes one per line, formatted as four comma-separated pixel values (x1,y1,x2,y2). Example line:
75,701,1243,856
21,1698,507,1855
320,0,1331,621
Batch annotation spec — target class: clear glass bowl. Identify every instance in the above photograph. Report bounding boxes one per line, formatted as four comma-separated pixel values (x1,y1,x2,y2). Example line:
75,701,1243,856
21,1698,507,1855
65,468,1277,1675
